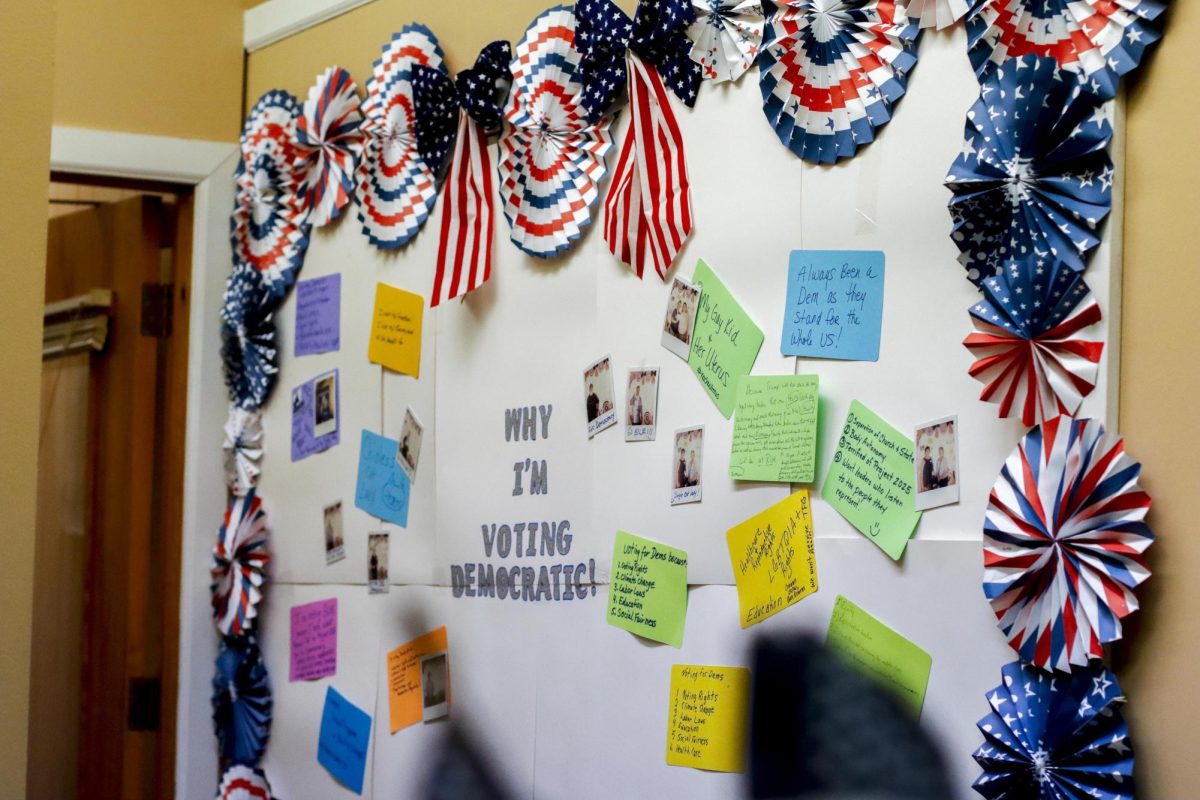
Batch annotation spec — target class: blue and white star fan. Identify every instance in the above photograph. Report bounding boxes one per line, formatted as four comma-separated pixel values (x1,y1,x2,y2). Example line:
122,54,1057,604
212,635,273,768
221,262,279,411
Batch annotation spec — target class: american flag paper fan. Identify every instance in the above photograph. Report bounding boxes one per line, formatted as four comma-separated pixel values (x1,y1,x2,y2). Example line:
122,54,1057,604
217,765,274,800
984,416,1154,673
759,0,921,165
973,661,1134,799
688,0,765,83
908,0,970,30
223,405,265,497
498,6,616,259
946,56,1113,285
967,0,1166,100
212,490,271,638
965,258,1104,426
212,635,273,768
296,66,365,227
221,263,279,411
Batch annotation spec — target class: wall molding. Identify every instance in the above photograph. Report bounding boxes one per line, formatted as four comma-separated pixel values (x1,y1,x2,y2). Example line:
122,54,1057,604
50,127,237,186
244,0,379,53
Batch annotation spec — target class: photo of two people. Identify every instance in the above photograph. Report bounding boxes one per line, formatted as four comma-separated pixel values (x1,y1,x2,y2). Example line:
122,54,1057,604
583,356,618,437
625,368,659,442
671,426,704,505
661,277,700,361
914,416,960,511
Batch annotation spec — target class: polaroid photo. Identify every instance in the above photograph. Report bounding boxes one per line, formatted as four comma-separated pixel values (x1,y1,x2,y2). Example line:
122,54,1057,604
419,650,451,722
914,415,960,511
661,276,701,361
396,406,424,482
313,370,338,438
584,355,618,438
670,425,704,506
367,531,389,594
625,368,660,442
323,501,345,565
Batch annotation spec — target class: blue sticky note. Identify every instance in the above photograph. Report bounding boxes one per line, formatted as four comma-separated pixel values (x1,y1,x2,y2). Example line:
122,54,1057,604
295,274,341,356
354,429,410,527
317,686,371,795
781,250,885,362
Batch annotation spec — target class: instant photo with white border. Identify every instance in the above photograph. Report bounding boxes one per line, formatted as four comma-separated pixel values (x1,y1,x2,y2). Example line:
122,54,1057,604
367,531,389,594
313,370,338,438
396,406,424,482
625,367,659,442
584,355,618,438
913,415,960,511
670,425,704,506
661,276,701,361
323,500,345,565
419,650,450,722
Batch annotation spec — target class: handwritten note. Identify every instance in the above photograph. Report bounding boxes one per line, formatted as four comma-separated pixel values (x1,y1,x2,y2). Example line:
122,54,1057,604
826,596,931,717
386,627,449,733
292,371,339,461
606,531,688,647
821,401,921,560
317,687,371,794
666,664,750,773
726,489,818,628
295,273,341,356
688,260,764,418
354,429,410,527
729,375,819,483
368,283,423,378
289,598,337,682
781,250,885,361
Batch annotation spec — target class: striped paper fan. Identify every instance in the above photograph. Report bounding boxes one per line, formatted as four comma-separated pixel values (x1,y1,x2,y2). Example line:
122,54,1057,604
211,490,271,638
296,66,365,227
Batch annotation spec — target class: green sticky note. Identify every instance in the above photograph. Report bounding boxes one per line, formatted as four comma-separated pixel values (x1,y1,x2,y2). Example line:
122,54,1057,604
821,400,921,559
607,531,688,647
826,595,932,717
730,375,819,483
688,260,764,418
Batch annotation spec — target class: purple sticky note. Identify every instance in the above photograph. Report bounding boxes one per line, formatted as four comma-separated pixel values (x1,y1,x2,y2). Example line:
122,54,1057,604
290,598,338,682
292,369,340,461
295,274,341,356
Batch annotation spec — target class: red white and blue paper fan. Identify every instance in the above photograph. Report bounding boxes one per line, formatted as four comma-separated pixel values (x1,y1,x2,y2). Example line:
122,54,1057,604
984,416,1154,673
356,24,448,249
907,0,970,29
759,0,921,165
296,66,365,227
217,765,274,800
947,56,1113,285
688,0,766,83
967,0,1166,100
231,90,310,300
965,258,1104,426
211,490,271,638
221,263,279,411
223,405,264,498
212,635,272,767
498,6,616,258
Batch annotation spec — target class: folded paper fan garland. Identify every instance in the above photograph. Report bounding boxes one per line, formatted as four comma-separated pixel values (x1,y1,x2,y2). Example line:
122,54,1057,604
217,765,274,800
211,490,271,638
212,635,273,768
223,405,265,497
296,66,365,227
687,0,766,83
220,262,280,411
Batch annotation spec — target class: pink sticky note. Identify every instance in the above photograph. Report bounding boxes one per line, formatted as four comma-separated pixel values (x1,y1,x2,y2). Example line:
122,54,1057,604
290,598,338,682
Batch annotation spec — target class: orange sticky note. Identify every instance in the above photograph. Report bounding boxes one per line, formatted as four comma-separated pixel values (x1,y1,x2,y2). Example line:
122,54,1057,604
368,283,423,377
387,626,448,733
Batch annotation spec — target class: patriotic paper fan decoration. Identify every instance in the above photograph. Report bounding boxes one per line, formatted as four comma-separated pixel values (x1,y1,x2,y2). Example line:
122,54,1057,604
231,91,310,300
688,0,766,83
212,635,272,767
223,405,264,497
356,24,448,249
759,1,921,165
211,490,271,638
907,0,970,30
412,65,460,180
984,416,1154,673
296,66,365,227
498,6,616,258
946,56,1113,285
965,258,1104,426
967,0,1166,100
221,263,280,410
973,661,1133,798
217,765,274,800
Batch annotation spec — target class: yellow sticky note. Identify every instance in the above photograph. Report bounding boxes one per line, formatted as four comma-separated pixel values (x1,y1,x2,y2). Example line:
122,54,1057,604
368,283,423,377
386,626,448,733
726,489,819,628
666,664,750,773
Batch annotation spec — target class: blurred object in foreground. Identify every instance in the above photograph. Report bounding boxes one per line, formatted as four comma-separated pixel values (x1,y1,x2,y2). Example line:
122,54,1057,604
424,725,515,800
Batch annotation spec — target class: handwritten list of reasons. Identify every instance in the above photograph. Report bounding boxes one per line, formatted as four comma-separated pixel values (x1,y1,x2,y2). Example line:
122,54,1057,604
726,489,818,628
386,627,448,733
368,283,423,378
606,530,688,647
666,664,751,773
781,250,885,362
294,273,341,356
826,595,932,717
289,598,338,682
729,375,819,483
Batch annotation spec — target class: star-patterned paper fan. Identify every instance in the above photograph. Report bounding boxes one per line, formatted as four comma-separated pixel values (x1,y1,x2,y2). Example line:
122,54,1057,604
907,0,970,29
221,263,279,411
356,24,448,249
688,0,766,82
296,66,365,227
965,258,1104,426
223,405,265,497
211,490,271,638
973,661,1134,799
217,764,274,800
212,635,273,767
984,416,1154,673
498,6,616,258
946,56,1114,285
231,90,310,300
967,0,1166,100
759,0,921,165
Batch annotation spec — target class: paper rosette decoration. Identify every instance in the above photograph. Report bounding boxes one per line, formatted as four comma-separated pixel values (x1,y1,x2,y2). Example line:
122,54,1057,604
212,635,273,767
759,0,921,165
498,6,616,258
356,23,449,249
217,765,274,800
973,661,1133,798
223,405,265,497
965,258,1104,426
907,0,970,29
984,416,1154,673
688,0,765,83
231,90,310,300
221,263,279,410
946,56,1113,285
211,490,271,638
967,0,1165,99
296,66,365,227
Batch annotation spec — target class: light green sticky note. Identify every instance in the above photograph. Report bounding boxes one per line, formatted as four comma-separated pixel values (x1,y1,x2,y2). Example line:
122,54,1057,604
607,531,688,647
821,400,921,559
826,595,932,717
730,375,819,483
688,260,764,418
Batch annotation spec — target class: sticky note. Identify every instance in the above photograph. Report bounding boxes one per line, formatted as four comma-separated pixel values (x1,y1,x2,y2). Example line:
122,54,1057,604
606,531,688,647
386,627,449,733
317,687,371,794
688,260,764,418
292,370,339,461
781,250,885,361
666,664,750,773
826,596,932,717
295,273,341,356
290,598,337,682
368,283,423,377
822,401,921,560
726,489,819,628
729,375,819,483
354,429,410,527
